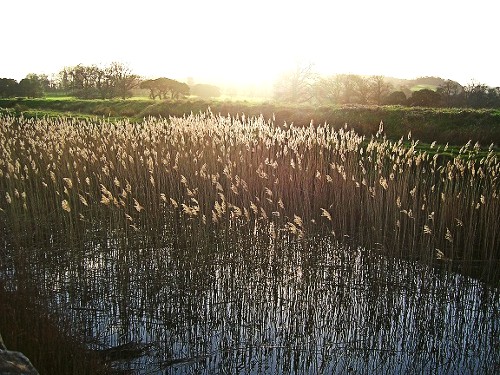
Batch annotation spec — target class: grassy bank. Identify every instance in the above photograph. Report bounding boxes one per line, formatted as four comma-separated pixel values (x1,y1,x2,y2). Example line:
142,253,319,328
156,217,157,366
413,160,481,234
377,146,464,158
1,97,500,147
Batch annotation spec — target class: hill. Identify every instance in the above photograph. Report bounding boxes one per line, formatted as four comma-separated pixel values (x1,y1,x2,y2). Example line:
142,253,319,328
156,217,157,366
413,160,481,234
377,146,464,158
384,76,463,96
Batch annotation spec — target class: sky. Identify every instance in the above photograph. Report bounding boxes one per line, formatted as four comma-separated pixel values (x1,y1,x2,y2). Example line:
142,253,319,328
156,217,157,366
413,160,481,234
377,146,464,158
1,0,499,88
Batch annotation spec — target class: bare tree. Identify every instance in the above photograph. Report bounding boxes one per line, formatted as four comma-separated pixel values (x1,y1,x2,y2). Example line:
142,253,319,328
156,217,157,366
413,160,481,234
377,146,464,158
368,76,393,105
313,76,343,104
106,62,139,99
354,75,370,104
314,74,374,105
337,74,358,104
273,64,317,104
437,80,463,107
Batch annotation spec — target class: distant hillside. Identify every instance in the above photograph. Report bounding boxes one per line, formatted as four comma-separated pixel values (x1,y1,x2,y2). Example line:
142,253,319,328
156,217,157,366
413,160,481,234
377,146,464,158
384,76,463,96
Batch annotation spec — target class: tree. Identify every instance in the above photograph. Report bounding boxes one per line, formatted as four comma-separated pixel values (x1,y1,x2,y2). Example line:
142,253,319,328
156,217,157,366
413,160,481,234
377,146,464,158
169,80,190,99
191,84,221,99
56,63,139,99
384,91,407,105
36,74,52,93
105,62,139,99
317,74,361,104
273,64,316,104
57,68,73,92
314,74,393,105
352,75,371,104
140,78,190,100
313,76,343,104
485,87,500,108
437,80,463,107
63,64,101,98
140,79,161,99
368,76,393,105
18,74,45,98
464,81,490,108
408,89,442,107
0,78,19,98
155,78,189,99
337,74,359,104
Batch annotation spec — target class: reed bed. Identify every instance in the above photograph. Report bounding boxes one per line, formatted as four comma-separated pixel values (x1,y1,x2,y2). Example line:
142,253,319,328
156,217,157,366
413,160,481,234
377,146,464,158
0,111,499,282
1,111,499,373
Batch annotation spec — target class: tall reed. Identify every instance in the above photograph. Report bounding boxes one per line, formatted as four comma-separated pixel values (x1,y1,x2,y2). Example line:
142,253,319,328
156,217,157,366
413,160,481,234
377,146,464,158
0,112,498,282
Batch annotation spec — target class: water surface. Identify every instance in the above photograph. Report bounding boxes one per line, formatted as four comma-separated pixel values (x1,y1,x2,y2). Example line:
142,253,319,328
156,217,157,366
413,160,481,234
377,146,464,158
1,227,498,374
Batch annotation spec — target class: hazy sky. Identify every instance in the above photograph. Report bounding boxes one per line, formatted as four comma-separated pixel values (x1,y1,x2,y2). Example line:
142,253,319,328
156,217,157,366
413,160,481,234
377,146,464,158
2,0,499,87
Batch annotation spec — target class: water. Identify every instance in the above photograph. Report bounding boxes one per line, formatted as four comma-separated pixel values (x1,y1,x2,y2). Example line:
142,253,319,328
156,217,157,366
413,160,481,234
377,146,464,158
1,227,499,374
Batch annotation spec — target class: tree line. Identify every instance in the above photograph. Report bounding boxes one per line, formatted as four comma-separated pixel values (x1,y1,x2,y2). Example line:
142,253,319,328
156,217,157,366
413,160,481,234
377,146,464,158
0,62,221,100
0,74,49,98
0,62,139,99
273,65,500,109
2,62,499,109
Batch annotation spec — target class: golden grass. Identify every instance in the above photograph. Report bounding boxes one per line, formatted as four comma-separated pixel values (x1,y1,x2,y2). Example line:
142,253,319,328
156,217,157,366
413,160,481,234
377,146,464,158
0,112,499,280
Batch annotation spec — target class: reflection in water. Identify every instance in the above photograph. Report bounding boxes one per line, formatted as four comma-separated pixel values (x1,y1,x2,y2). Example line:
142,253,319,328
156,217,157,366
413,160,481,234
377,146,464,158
1,227,499,374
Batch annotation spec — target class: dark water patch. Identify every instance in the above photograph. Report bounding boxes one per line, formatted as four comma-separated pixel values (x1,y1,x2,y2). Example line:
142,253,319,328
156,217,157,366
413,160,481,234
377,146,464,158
0,284,117,375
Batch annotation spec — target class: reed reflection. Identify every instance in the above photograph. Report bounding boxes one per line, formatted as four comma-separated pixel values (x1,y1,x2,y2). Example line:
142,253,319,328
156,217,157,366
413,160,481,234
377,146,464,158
2,226,498,374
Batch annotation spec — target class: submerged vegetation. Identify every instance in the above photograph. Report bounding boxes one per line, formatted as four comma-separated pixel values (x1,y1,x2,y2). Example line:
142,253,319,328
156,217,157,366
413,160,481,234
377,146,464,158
0,111,499,373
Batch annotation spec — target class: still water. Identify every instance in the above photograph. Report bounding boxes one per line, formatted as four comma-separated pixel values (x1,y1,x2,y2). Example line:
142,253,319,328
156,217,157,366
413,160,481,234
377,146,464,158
1,226,499,374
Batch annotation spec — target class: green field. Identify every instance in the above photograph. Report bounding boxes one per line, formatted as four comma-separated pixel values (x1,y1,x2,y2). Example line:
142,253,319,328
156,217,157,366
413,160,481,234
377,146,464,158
1,97,500,149
410,84,438,91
